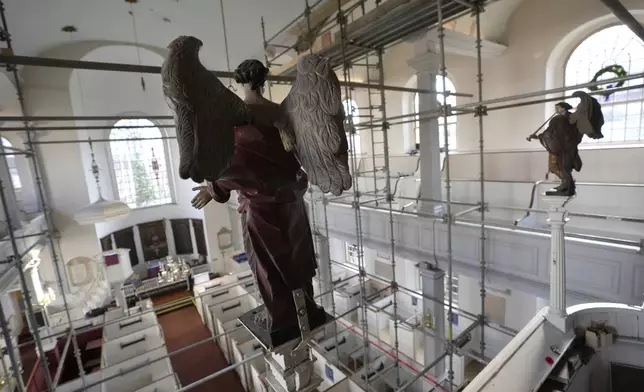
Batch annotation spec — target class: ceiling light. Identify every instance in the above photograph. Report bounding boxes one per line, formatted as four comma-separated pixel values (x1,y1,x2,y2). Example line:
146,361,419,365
73,197,131,226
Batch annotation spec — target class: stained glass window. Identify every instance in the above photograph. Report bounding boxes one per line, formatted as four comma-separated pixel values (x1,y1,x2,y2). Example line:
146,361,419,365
109,119,173,208
565,25,644,144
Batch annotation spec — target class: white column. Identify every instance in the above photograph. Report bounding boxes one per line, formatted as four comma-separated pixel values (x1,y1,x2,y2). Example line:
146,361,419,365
189,219,199,259
314,234,333,310
543,195,570,332
407,49,443,216
164,219,176,256
420,263,445,377
132,225,145,265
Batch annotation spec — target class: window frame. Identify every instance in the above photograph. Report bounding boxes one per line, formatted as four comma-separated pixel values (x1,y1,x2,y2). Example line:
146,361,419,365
1,136,22,191
342,98,362,156
413,75,458,151
106,118,176,209
563,24,644,146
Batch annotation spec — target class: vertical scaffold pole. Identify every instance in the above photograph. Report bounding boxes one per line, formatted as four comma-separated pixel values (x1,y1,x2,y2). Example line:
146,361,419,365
260,16,273,101
304,0,341,360
336,0,371,388
0,0,87,387
362,1,380,203
0,262,25,392
377,47,401,387
436,0,454,390
475,0,487,359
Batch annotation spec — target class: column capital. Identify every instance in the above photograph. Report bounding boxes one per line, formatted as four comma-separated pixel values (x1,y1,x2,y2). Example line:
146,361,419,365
407,51,441,75
14,129,50,144
419,263,445,280
542,194,573,225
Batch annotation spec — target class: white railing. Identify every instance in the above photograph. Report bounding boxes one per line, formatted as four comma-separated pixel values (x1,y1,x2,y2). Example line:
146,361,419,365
191,264,210,277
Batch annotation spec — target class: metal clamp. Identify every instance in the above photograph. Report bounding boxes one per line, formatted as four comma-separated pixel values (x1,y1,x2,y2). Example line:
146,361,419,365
293,289,311,351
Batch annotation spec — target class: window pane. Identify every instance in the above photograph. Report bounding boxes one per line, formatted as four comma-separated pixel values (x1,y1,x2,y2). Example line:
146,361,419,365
1,137,22,189
565,25,644,144
414,77,458,150
109,119,172,208
343,99,361,155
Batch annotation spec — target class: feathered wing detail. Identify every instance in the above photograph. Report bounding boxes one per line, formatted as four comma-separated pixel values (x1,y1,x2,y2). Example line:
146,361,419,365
162,36,250,184
277,54,352,196
569,90,604,139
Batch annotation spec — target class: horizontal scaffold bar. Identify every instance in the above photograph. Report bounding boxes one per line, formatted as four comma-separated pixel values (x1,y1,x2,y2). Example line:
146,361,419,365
0,124,176,131
0,54,471,96
0,115,173,122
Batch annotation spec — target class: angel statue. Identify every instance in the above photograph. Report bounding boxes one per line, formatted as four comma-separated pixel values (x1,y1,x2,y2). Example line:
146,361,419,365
161,36,351,347
527,91,604,197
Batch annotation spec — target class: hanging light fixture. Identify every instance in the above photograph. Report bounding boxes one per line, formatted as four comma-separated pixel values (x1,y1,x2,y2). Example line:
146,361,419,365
219,0,236,91
150,147,160,180
126,0,146,91
73,138,131,225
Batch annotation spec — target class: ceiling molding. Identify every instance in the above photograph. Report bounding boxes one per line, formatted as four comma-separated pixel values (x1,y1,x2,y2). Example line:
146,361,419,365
406,51,442,74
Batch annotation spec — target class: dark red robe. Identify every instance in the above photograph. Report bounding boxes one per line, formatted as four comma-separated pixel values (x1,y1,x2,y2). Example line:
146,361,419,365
206,123,318,331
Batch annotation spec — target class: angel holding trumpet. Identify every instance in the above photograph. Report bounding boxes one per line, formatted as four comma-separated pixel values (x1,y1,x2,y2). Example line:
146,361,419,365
526,91,604,197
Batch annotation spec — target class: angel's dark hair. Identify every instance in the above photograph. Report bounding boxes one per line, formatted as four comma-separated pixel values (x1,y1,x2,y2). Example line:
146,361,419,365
233,59,269,91
556,101,573,111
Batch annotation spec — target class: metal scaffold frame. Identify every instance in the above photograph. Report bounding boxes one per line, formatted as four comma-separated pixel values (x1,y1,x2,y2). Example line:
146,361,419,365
1,0,643,391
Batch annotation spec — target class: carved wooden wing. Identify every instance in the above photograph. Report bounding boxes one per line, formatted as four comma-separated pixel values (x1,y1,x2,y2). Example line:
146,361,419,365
569,90,604,140
277,54,352,196
162,36,249,184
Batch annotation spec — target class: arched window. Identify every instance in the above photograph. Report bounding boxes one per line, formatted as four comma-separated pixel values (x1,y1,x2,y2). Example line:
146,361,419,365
565,25,644,144
109,119,173,208
1,137,22,190
342,99,361,155
413,75,457,150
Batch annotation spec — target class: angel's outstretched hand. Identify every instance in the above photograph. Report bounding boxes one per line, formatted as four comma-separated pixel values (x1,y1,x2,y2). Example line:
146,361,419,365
191,185,213,209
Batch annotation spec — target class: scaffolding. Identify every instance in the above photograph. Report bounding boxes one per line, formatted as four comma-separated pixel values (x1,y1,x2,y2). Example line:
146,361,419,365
1,0,644,391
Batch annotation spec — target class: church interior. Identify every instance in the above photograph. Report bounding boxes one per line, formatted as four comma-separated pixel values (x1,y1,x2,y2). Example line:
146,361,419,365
1,0,643,391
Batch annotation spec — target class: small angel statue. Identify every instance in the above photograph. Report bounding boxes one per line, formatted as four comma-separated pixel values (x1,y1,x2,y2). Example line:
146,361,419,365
527,91,604,196
162,36,351,346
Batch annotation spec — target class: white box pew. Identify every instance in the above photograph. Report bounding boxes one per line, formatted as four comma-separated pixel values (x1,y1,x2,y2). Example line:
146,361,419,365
55,347,172,392
199,282,259,329
104,307,126,323
206,294,258,336
101,346,173,392
359,295,393,343
316,330,383,375
103,310,158,342
102,325,165,367
194,272,254,323
218,318,253,363
134,373,179,391
312,348,348,392
378,364,422,392
323,379,366,392
350,356,392,391
55,372,102,392
387,312,423,363
232,338,264,392
251,367,269,392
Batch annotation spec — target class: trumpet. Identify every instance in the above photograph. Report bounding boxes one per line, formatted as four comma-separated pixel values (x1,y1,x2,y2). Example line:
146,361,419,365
526,113,556,141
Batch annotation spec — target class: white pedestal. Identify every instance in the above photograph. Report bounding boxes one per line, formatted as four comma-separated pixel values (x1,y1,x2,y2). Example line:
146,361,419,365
542,194,572,332
264,339,322,392
420,264,445,377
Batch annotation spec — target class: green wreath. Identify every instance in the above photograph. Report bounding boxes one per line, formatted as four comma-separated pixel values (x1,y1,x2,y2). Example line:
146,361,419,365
588,64,627,99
